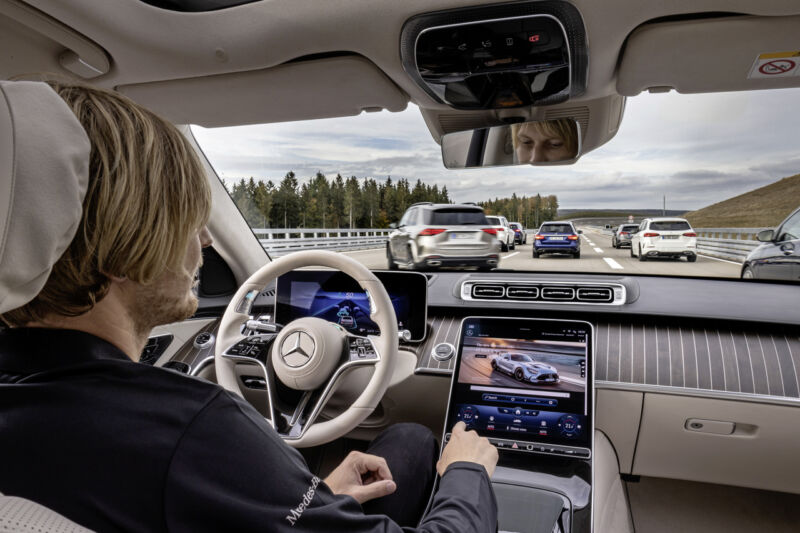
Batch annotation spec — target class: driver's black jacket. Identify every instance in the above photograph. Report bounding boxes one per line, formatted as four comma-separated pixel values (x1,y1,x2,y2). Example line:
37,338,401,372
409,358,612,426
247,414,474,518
0,327,498,532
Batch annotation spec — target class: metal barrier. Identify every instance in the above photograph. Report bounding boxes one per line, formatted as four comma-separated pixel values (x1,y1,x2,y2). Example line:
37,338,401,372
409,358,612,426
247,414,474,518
252,228,391,256
694,228,764,262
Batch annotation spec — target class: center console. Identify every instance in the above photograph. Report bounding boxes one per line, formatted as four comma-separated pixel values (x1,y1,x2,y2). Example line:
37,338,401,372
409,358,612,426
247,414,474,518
442,317,594,532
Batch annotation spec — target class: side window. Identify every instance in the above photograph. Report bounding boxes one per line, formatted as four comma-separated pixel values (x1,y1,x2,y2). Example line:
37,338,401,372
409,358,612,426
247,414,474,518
777,210,800,242
398,209,413,227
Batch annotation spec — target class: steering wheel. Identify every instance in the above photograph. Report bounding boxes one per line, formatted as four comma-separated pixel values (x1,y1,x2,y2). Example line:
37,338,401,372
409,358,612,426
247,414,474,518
215,250,398,448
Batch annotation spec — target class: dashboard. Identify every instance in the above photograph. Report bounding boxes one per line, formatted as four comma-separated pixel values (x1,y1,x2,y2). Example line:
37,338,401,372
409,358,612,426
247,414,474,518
153,269,800,504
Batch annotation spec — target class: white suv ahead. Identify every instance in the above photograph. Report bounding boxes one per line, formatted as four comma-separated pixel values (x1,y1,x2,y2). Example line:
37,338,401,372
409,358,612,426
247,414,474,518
631,218,698,262
485,215,515,252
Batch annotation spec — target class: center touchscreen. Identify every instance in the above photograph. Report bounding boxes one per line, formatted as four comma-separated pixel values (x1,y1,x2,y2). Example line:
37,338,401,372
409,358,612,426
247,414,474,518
445,317,593,457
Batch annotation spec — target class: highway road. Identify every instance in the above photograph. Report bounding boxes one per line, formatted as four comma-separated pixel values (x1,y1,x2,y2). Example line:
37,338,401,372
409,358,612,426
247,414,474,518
342,227,743,278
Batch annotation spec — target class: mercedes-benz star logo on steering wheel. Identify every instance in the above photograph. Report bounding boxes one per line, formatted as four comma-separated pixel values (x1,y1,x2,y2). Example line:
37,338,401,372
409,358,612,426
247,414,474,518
280,331,316,368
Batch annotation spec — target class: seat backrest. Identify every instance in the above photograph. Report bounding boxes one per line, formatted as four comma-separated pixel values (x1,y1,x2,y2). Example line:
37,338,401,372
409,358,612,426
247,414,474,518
0,494,92,533
0,80,89,314
0,81,93,532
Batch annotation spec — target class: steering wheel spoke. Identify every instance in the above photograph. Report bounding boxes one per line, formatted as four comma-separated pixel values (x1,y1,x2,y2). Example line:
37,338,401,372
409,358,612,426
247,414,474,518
272,334,380,440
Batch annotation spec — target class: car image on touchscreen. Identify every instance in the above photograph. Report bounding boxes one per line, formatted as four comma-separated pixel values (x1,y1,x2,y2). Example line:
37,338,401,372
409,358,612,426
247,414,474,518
460,335,586,393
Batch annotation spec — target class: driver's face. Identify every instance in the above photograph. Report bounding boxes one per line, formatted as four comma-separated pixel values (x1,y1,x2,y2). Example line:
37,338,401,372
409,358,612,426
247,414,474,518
514,124,573,163
130,226,213,334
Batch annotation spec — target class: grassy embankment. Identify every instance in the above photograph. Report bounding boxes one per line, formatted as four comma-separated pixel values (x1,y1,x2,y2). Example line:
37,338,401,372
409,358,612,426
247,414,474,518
683,173,800,228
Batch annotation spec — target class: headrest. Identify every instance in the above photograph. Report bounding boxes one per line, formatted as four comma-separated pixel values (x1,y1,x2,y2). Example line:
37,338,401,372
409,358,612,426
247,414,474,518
0,81,90,314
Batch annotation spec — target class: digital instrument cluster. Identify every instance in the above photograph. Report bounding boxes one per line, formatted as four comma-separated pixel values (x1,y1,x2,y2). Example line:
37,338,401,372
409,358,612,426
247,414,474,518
274,270,428,341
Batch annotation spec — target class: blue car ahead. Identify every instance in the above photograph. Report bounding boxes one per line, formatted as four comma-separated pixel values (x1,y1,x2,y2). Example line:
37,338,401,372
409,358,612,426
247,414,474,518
533,221,582,258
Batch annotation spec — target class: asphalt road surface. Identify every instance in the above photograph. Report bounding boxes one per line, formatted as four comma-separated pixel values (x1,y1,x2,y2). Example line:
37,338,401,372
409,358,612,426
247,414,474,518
459,348,584,393
343,227,743,277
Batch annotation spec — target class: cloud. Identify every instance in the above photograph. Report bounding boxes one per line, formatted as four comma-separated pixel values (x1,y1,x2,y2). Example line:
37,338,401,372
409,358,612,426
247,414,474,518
192,89,800,211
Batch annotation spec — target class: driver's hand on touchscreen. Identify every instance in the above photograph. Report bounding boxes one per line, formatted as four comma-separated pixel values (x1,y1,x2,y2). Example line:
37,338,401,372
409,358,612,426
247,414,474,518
437,421,499,477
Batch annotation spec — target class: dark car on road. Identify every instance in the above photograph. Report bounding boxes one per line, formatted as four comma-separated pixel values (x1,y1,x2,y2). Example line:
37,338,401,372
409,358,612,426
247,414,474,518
741,206,800,282
509,222,526,244
533,221,582,258
611,224,640,248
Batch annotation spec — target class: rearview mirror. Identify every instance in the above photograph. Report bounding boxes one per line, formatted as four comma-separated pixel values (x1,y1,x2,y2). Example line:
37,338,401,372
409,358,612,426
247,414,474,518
441,118,581,169
389,222,398,229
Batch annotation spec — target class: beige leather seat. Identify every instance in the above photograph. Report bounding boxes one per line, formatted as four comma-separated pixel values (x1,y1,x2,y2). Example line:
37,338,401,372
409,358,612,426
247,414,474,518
0,80,93,532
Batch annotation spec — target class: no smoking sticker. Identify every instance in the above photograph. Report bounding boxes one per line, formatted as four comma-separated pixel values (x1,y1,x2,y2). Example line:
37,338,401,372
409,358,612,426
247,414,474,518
749,51,800,79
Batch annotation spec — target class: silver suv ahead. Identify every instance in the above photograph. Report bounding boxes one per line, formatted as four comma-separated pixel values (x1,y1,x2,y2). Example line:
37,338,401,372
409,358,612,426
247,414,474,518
387,203,501,270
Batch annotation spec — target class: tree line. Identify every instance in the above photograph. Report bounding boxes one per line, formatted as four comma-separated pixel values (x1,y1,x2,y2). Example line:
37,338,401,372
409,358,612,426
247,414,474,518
227,172,558,229
227,172,450,229
480,194,559,229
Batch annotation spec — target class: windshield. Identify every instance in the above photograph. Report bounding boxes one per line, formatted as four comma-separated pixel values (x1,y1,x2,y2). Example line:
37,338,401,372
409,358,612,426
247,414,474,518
540,224,574,234
428,209,488,225
192,89,800,282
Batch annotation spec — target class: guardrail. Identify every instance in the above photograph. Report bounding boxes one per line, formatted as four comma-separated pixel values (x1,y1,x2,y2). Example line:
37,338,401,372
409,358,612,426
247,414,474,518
694,228,764,262
252,228,391,256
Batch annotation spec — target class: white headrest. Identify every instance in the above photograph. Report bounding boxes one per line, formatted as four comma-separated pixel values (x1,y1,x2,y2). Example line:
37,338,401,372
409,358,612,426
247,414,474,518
0,81,90,314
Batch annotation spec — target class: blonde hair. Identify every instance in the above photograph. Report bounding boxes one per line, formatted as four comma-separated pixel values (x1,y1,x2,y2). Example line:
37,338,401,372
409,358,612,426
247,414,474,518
2,82,211,325
511,119,579,158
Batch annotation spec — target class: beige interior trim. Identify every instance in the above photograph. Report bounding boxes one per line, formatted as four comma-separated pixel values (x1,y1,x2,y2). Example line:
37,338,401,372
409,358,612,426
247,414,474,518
119,55,409,127
595,389,643,474
618,15,800,96
149,317,217,366
0,0,109,78
633,392,800,494
594,430,634,533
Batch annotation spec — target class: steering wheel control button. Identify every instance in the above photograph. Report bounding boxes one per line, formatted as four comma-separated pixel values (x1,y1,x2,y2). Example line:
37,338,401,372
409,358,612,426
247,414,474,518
431,342,455,361
193,332,215,350
348,337,377,360
280,331,316,367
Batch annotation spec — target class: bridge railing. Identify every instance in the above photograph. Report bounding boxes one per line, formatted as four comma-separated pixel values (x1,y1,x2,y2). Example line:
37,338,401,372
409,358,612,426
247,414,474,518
252,228,391,256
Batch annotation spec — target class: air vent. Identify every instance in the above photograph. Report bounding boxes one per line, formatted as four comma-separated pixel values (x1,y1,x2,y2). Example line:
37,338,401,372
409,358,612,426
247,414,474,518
461,280,626,305
471,284,505,299
576,287,613,302
506,286,539,299
541,287,575,300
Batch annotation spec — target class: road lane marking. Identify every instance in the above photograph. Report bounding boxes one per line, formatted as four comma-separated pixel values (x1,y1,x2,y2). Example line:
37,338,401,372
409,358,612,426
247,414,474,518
505,252,519,259
697,254,742,265
603,257,624,270
593,247,604,253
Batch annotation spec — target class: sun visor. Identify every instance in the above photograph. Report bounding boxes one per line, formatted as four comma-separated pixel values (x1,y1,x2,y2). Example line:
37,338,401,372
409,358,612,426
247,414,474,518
617,15,800,96
117,55,408,127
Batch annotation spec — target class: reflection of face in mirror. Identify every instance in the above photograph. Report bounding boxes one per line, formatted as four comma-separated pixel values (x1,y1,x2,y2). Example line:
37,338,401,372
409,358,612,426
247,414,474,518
512,119,578,164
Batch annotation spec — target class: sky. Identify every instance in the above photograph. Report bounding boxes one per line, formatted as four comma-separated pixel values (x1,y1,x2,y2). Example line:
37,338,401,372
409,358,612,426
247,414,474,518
192,87,800,211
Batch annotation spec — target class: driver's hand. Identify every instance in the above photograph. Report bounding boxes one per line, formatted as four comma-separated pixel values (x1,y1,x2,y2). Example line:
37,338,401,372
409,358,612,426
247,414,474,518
437,421,498,477
324,451,396,504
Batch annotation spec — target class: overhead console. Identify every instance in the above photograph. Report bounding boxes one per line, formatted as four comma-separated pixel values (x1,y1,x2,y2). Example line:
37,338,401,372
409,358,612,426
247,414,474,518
442,317,594,532
401,1,588,110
